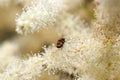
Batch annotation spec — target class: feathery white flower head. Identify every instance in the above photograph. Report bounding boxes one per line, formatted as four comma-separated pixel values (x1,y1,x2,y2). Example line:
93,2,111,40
0,42,18,72
44,34,101,72
95,0,120,26
16,0,64,35
93,0,120,40
0,55,45,80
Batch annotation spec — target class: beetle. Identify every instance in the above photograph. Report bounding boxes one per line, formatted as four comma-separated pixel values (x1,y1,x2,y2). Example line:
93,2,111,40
56,38,65,48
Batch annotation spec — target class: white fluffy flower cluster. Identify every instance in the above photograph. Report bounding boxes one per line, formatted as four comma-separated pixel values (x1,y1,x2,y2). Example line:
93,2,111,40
93,0,120,41
0,55,44,80
43,34,101,73
95,0,120,26
16,0,63,35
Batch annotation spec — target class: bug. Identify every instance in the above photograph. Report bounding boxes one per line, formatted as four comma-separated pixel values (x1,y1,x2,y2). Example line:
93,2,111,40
56,38,65,48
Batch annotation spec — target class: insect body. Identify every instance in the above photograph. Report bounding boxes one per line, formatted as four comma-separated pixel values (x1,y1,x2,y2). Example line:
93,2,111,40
56,38,65,48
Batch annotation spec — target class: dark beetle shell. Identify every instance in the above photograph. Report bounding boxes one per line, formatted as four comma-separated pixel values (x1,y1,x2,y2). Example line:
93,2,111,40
56,38,65,48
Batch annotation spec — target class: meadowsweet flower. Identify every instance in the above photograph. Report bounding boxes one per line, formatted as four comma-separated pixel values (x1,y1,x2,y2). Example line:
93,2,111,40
16,0,64,35
54,13,89,36
95,0,120,25
43,34,102,75
1,0,120,80
0,42,18,72
0,55,45,80
93,0,120,43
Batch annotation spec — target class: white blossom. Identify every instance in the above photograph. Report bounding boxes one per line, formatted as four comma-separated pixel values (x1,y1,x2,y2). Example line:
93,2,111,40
16,0,64,35
0,55,45,80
